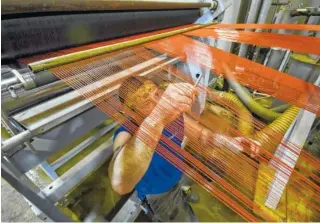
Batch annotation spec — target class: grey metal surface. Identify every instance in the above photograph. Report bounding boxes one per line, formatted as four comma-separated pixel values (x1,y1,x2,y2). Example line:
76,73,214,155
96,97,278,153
1,109,19,136
196,0,232,24
265,48,287,70
1,130,34,153
238,0,262,57
10,107,108,173
278,50,291,72
185,40,211,115
6,69,37,90
31,70,59,87
1,96,94,153
111,191,142,222
41,138,114,203
51,122,117,170
216,0,241,52
276,9,299,35
287,56,320,83
257,0,273,27
39,161,59,180
1,76,18,90
251,0,272,61
1,108,37,157
2,80,70,113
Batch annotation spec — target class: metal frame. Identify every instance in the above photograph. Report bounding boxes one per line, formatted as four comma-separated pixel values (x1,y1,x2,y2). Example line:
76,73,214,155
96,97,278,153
0,5,219,222
51,122,117,170
1,126,116,221
41,139,114,203
111,191,142,222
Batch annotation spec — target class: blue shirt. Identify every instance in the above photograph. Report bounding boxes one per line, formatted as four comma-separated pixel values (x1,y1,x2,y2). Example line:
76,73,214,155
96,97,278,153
113,116,184,200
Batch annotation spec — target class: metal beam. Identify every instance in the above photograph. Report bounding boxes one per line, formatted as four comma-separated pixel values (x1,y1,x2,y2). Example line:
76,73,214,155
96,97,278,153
41,139,113,203
2,80,70,113
264,76,320,209
51,122,117,170
111,191,142,222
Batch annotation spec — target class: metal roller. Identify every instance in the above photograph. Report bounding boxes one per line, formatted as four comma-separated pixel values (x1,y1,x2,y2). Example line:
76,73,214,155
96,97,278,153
2,0,212,15
2,10,200,60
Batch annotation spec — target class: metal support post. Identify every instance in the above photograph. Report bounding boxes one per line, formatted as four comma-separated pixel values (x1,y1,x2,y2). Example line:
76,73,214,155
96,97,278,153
264,75,320,209
39,161,59,180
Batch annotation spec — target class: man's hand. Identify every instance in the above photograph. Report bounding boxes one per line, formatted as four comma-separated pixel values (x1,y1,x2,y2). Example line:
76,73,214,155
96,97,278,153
229,137,261,158
152,83,197,126
200,130,261,158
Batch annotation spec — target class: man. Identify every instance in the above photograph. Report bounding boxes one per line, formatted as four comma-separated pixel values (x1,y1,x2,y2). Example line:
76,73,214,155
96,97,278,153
109,76,259,221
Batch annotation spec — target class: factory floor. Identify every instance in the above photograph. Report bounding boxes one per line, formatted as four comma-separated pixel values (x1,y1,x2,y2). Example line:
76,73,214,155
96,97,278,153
1,180,40,222
1,176,243,222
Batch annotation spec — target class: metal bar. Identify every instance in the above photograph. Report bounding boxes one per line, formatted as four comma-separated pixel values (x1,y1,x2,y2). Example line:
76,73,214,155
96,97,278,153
195,0,230,24
41,139,113,203
2,80,70,113
238,0,262,57
252,0,273,61
1,130,34,153
2,0,212,15
1,109,19,136
51,122,117,170
265,75,320,209
264,109,317,209
1,76,18,90
1,167,72,222
39,161,59,180
111,191,142,222
278,50,291,72
29,23,212,72
1,98,92,153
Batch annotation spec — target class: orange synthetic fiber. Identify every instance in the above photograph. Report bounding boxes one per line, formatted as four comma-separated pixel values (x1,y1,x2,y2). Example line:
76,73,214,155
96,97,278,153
20,23,320,221
207,23,320,31
145,35,320,115
45,46,319,221
185,28,320,55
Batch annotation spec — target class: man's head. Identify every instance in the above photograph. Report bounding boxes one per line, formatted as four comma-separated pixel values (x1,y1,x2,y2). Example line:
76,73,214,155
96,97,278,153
118,76,159,117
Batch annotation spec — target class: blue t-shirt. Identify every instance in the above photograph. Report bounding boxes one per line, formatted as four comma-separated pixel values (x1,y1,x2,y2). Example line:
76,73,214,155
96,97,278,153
113,116,184,200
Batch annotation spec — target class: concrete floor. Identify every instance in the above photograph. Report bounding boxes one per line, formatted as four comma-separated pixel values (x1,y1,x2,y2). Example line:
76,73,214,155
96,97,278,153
1,179,40,222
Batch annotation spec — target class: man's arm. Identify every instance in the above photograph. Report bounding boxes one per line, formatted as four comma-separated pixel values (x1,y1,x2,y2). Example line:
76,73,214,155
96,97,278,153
183,114,260,157
109,112,165,195
109,83,196,195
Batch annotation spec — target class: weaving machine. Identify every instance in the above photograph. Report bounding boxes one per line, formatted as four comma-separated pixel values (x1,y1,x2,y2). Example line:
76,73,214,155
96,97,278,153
1,0,320,222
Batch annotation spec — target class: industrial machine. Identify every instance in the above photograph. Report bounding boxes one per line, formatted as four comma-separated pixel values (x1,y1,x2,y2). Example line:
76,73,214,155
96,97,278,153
1,0,319,222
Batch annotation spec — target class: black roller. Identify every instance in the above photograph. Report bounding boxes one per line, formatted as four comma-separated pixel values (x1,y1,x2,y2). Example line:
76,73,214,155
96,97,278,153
2,10,199,61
